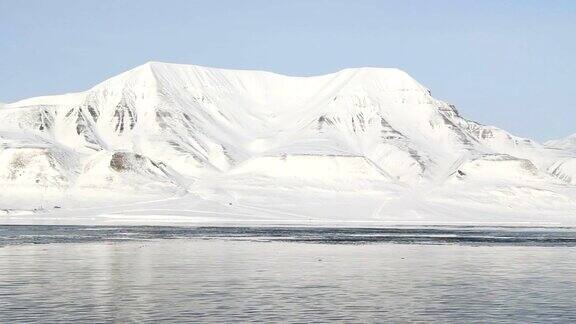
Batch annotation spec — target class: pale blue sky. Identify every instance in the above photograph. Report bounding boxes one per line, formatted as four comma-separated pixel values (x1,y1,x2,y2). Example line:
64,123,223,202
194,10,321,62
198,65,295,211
1,0,575,141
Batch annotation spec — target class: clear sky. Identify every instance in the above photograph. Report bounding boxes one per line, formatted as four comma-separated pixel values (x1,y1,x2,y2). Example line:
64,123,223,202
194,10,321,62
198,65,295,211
1,0,575,141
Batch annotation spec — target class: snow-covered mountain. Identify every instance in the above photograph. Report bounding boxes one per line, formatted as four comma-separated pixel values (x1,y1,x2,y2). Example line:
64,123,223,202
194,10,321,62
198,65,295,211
546,134,576,152
544,134,576,186
1,62,575,225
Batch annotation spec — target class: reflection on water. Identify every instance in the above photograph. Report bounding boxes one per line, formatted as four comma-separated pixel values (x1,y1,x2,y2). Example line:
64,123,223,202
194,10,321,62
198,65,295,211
0,227,576,322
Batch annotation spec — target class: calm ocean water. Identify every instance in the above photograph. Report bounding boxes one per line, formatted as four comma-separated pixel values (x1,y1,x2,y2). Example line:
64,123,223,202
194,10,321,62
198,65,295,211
1,225,576,323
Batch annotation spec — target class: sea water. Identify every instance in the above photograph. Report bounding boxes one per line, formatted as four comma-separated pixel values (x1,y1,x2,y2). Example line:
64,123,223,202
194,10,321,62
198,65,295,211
1,226,575,323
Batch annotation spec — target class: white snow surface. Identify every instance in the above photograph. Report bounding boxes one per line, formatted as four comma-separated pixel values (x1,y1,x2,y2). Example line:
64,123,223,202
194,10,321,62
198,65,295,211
1,62,575,226
546,134,576,152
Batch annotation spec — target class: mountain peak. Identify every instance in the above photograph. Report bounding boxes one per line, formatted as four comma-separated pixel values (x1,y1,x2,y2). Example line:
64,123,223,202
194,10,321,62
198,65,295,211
116,62,430,105
127,61,418,85
546,133,576,151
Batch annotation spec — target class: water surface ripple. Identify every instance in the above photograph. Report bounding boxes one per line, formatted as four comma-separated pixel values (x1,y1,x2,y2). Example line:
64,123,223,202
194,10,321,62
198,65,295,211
1,226,575,323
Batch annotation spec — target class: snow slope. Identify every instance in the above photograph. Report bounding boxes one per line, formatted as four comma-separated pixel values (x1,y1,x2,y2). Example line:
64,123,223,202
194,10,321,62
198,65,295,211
547,134,576,153
0,62,575,225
